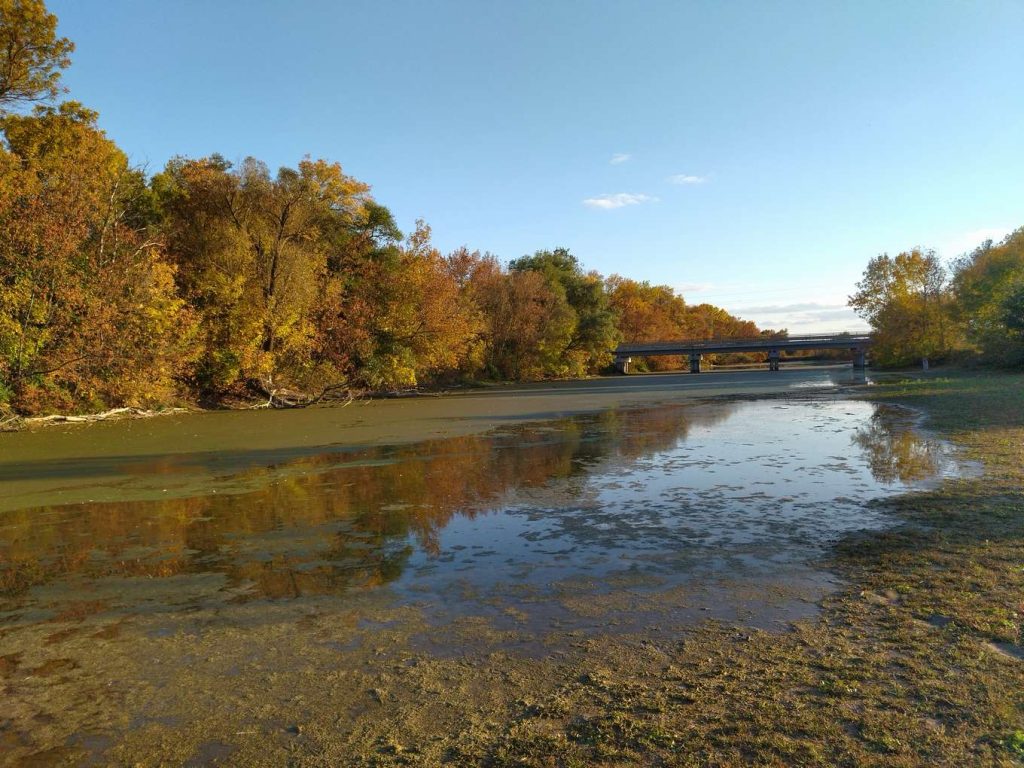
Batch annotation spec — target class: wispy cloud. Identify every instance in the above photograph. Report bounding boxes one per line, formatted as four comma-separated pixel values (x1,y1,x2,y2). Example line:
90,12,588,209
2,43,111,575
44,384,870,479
610,153,632,165
731,301,867,333
582,193,657,210
667,173,707,185
738,301,847,314
676,282,714,294
938,226,1014,258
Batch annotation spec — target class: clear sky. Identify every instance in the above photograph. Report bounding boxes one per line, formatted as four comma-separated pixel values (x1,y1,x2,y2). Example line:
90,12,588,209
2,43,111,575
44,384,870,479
48,0,1023,332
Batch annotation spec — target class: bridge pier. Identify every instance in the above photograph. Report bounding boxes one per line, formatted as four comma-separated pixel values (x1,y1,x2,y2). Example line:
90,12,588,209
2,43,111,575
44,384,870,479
613,334,873,373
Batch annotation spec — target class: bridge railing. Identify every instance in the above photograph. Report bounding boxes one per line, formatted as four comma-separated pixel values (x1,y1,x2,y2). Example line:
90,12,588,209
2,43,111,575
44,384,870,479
615,333,872,354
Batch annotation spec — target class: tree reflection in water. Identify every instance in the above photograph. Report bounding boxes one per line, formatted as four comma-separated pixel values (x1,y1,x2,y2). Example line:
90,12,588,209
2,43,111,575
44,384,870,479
852,405,951,485
0,404,730,604
0,400,956,621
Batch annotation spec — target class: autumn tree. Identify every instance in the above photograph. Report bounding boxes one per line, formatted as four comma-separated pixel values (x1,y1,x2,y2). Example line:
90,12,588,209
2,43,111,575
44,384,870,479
0,103,192,412
951,229,1024,366
607,276,686,341
510,248,619,375
334,222,483,389
154,155,378,397
0,0,72,112
157,156,484,395
441,247,502,377
605,277,763,369
849,249,956,367
606,276,691,370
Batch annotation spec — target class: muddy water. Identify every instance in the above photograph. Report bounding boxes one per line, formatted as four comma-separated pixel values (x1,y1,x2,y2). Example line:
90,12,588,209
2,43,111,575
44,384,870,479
0,396,959,763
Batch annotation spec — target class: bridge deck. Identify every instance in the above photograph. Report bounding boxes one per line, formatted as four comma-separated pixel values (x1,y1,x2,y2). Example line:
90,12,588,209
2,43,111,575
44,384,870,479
615,333,872,357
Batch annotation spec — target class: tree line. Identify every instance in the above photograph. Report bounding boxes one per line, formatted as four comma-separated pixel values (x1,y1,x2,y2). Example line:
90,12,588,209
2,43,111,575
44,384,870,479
0,0,763,416
849,229,1024,368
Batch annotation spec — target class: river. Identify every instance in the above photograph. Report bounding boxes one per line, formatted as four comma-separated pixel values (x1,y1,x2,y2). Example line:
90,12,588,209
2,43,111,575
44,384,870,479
0,367,964,764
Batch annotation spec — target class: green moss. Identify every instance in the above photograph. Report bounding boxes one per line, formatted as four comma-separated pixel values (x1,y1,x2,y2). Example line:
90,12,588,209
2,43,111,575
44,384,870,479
1006,731,1024,757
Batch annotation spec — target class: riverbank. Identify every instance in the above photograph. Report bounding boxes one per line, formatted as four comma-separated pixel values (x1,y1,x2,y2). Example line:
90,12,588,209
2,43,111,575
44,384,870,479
0,361,855,433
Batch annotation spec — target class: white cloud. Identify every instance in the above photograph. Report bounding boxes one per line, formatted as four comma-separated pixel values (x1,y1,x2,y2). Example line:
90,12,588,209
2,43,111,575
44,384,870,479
676,282,714,294
731,302,868,333
738,301,847,314
667,173,707,185
610,153,632,165
582,193,657,210
937,226,1014,258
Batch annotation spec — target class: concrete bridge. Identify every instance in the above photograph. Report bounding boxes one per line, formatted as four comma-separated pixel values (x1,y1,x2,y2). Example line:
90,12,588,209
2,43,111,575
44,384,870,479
613,332,872,373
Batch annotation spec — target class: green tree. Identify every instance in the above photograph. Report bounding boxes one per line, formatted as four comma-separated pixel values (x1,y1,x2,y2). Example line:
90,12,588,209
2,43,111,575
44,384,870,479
510,248,619,374
0,0,73,112
951,228,1024,366
1004,284,1024,336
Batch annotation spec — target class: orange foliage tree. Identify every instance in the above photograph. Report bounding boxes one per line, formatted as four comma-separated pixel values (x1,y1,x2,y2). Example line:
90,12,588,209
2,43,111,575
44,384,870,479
0,103,192,412
0,0,780,413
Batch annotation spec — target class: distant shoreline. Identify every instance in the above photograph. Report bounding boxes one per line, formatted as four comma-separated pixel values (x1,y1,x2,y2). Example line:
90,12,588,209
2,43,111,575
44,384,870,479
0,359,868,433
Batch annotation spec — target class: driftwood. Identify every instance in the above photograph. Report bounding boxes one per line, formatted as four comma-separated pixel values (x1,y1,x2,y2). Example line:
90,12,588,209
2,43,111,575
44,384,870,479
378,387,444,398
245,380,448,408
0,382,440,431
0,406,191,432
247,380,358,409
0,414,25,432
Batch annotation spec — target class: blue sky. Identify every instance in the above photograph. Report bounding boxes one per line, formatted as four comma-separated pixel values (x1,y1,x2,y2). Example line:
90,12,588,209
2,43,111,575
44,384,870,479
49,0,1023,332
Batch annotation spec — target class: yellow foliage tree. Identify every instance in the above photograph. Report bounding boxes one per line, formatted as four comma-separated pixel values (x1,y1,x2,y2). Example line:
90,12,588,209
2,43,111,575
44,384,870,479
0,103,193,412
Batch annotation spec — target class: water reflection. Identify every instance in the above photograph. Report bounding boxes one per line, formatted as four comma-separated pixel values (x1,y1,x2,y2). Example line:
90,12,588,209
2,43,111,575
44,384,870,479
852,405,955,484
0,406,728,604
0,400,955,630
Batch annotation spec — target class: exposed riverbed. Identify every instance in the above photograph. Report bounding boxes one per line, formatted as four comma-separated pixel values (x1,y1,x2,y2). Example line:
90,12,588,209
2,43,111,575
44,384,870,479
0,370,969,764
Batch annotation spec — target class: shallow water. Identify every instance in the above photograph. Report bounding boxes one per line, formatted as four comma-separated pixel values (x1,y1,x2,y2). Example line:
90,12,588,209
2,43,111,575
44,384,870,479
0,395,965,762
1,398,957,636
0,365,871,514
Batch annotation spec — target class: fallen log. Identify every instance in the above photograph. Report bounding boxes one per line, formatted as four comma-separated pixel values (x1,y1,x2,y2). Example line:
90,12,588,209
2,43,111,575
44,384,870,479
0,406,191,432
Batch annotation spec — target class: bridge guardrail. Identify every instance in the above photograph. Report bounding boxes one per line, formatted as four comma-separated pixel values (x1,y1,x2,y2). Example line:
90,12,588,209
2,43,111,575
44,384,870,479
614,333,872,355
